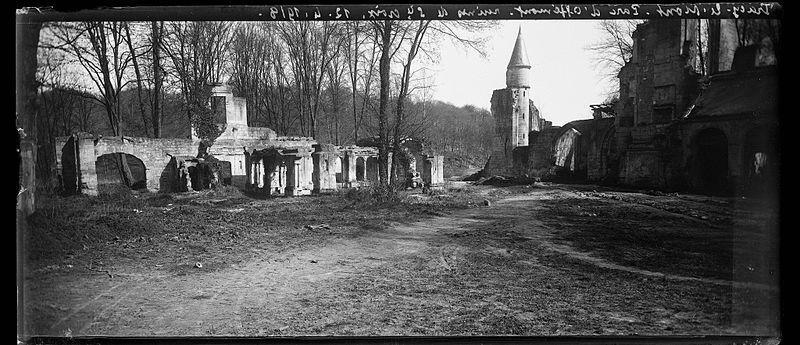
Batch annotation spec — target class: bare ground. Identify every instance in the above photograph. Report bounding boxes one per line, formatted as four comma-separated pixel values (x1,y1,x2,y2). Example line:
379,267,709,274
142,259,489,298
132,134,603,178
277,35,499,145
20,183,780,337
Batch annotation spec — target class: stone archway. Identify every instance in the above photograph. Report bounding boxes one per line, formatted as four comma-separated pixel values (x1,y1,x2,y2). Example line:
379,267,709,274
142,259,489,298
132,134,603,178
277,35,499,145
690,128,729,194
335,156,344,184
60,136,80,194
95,152,147,193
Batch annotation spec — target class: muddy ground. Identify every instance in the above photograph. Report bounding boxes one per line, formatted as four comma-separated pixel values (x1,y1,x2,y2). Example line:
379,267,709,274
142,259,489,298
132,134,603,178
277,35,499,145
20,182,780,337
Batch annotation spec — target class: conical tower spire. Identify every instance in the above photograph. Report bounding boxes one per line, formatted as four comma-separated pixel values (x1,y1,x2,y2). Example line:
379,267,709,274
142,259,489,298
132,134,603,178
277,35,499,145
507,26,531,68
506,26,531,88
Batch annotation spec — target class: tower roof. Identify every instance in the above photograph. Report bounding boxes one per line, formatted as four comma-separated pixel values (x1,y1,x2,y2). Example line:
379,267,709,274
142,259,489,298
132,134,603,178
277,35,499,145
507,26,531,69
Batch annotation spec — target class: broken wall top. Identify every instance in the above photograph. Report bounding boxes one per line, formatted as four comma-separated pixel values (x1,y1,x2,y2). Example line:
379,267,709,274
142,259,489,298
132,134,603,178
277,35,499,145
687,66,778,119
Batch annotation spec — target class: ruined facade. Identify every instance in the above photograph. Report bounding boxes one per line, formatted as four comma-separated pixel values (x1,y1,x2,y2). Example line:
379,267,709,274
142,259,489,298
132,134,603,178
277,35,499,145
609,19,779,194
55,84,444,196
484,19,779,195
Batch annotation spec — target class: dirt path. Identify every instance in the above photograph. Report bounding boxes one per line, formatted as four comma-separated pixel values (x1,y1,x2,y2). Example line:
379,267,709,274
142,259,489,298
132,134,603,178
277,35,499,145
24,185,779,336
28,204,490,336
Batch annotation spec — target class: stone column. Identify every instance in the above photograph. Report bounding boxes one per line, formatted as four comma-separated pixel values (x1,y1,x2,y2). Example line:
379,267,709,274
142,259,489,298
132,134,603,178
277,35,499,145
77,134,98,196
343,151,356,187
312,144,338,193
420,154,444,189
430,155,444,187
257,158,266,189
284,151,300,196
249,155,256,186
300,155,313,195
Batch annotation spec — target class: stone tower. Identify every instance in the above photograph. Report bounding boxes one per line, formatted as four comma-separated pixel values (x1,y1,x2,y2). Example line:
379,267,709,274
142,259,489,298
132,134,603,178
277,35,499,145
484,27,539,176
506,26,532,147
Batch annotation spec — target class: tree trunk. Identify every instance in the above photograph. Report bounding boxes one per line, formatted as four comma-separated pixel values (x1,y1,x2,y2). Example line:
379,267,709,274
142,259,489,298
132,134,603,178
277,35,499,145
16,19,42,216
348,26,360,144
377,20,392,186
117,153,134,187
151,21,163,138
124,23,151,137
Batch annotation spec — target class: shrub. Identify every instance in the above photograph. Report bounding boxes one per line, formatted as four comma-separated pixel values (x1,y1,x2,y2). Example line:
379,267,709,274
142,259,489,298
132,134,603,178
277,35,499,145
206,184,244,199
345,184,401,205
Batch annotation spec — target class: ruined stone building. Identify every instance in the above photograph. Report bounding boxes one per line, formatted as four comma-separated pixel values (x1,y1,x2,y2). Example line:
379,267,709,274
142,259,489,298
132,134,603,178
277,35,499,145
485,19,779,195
482,26,612,181
609,19,779,194
483,27,546,177
55,84,444,196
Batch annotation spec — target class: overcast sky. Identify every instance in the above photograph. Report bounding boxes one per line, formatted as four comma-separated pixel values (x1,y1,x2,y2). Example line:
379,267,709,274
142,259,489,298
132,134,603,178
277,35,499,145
41,19,613,128
426,20,612,126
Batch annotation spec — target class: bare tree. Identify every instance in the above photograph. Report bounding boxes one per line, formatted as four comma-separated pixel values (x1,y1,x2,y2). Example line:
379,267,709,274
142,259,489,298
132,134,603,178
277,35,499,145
371,20,401,186
390,20,430,183
271,43,297,135
343,21,379,144
123,22,151,136
325,52,347,145
278,22,343,137
384,20,496,184
230,22,267,125
35,42,75,185
365,19,498,186
161,21,233,147
151,21,164,138
51,21,134,136
17,19,42,141
586,20,643,97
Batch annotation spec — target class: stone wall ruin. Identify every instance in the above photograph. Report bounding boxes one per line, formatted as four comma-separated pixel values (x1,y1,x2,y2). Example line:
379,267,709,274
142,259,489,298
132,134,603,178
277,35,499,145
53,84,445,197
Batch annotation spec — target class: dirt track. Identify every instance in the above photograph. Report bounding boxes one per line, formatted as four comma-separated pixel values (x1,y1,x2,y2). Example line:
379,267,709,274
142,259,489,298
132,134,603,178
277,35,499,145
22,184,780,337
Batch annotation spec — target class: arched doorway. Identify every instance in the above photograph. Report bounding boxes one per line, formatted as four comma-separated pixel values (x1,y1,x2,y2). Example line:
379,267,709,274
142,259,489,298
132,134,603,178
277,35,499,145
335,156,344,184
95,152,147,193
60,136,79,194
691,128,729,194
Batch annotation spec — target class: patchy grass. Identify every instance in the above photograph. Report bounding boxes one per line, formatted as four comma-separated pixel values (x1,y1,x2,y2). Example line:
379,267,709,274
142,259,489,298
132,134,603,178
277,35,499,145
22,183,779,337
536,191,778,285
23,183,502,271
270,226,736,336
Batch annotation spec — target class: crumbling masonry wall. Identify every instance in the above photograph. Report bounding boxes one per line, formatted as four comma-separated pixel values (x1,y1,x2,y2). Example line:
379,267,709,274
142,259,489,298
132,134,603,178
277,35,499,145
615,20,700,187
609,19,778,193
52,84,429,197
526,125,560,178
484,88,535,176
55,134,198,195
417,155,444,188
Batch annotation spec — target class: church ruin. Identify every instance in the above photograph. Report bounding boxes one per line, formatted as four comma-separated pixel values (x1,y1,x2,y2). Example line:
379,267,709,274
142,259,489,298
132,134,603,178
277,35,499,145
485,19,779,196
